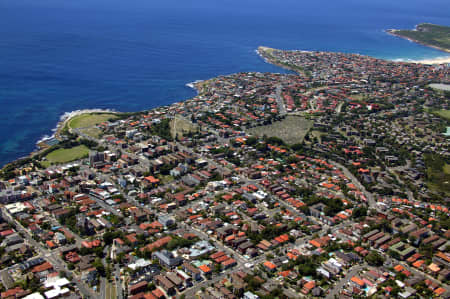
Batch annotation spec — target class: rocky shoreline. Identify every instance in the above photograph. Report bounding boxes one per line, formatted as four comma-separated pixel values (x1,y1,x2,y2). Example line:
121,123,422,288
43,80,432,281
386,29,450,54
0,109,120,171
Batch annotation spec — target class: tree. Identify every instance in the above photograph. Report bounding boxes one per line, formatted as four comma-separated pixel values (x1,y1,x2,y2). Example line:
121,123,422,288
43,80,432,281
365,251,384,266
214,263,222,274
352,206,367,219
246,136,258,146
93,258,106,277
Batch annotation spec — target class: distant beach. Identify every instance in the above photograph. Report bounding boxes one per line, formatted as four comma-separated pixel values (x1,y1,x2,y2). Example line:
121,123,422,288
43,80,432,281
412,57,450,65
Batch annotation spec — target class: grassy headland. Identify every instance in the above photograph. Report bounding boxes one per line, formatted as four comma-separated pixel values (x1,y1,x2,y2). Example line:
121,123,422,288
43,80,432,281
387,23,450,53
67,113,119,130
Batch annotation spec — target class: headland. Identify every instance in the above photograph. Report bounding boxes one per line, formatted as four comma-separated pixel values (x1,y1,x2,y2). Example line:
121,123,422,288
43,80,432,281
386,23,450,54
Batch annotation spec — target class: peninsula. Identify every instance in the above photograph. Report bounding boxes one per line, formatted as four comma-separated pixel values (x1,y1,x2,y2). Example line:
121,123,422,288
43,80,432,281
387,23,450,53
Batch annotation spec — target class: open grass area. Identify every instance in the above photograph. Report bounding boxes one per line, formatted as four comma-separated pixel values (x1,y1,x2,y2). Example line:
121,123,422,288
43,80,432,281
424,153,450,195
79,127,103,138
433,109,450,121
170,115,198,139
247,115,313,145
42,145,89,166
68,113,118,129
444,164,450,175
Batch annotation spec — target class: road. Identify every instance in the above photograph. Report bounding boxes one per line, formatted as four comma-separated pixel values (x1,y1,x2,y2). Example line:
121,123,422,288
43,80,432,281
275,84,287,116
181,266,240,298
326,264,365,299
329,160,378,210
114,264,123,299
70,117,385,299
387,162,415,202
179,222,247,266
1,208,97,299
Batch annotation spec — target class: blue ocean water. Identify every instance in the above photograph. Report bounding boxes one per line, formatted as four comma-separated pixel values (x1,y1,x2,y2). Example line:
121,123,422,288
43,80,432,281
0,0,449,166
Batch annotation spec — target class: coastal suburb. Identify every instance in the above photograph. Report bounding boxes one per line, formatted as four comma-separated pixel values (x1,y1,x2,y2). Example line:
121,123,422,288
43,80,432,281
1,24,450,299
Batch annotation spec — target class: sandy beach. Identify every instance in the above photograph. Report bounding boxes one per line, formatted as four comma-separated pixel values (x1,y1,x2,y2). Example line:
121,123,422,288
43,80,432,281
412,57,450,65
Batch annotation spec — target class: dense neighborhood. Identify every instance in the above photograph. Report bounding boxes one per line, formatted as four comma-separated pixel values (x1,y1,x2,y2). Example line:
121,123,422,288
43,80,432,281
0,47,449,299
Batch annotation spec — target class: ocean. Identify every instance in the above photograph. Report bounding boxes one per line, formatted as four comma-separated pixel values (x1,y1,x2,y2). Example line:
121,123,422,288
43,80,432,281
0,0,449,166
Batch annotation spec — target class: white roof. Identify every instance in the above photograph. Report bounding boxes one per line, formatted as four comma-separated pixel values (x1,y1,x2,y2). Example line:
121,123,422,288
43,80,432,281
44,277,71,289
44,288,70,299
23,293,45,299
128,258,152,270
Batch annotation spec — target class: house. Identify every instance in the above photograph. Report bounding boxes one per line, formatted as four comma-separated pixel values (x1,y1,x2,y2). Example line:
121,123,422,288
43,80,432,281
390,242,416,260
222,258,237,269
31,261,54,279
198,264,212,277
129,280,148,295
263,261,277,272
182,261,202,281
189,240,215,259
244,291,259,299
152,250,183,268
158,215,175,228
166,272,184,291
154,275,176,295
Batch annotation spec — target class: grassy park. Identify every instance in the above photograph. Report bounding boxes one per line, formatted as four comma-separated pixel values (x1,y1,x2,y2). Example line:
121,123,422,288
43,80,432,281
424,153,450,195
433,109,450,121
247,116,313,145
68,113,118,129
170,115,198,139
41,145,89,167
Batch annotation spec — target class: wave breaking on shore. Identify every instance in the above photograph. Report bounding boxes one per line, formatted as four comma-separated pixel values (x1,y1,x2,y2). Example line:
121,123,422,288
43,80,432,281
186,80,203,90
392,56,450,65
35,108,117,146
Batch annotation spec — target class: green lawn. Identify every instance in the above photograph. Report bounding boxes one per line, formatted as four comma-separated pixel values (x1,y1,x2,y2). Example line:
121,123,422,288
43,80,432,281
80,127,103,138
434,109,450,121
68,113,118,129
43,145,89,165
444,164,450,175
424,153,450,195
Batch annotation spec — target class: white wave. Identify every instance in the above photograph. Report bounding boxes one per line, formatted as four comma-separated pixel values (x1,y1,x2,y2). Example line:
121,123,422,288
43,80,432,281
392,56,450,64
36,134,55,145
392,58,415,62
59,108,117,122
186,80,203,90
36,108,118,146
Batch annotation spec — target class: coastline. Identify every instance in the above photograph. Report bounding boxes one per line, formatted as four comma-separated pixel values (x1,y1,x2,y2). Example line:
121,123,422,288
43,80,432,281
410,57,450,65
53,108,119,140
259,44,450,66
2,44,448,170
256,46,306,75
1,109,120,171
386,29,450,54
